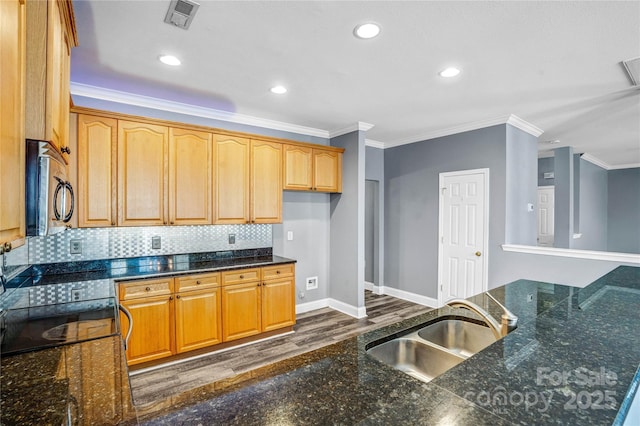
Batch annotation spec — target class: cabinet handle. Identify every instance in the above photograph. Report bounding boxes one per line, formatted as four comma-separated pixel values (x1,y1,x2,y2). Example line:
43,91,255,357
61,146,71,154
145,287,151,292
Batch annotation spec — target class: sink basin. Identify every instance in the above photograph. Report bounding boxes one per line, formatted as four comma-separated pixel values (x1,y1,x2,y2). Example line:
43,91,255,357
417,319,496,357
366,337,465,382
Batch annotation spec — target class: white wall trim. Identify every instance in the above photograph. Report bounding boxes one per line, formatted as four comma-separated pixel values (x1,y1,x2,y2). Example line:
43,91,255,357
328,298,368,319
502,244,640,264
329,122,375,138
70,82,331,139
384,114,543,149
506,114,545,137
296,298,330,314
581,153,640,171
365,139,385,149
381,286,439,308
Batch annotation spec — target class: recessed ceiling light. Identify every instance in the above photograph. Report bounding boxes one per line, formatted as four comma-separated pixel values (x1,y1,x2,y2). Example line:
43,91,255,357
439,67,461,78
270,85,287,94
159,55,181,66
354,23,381,39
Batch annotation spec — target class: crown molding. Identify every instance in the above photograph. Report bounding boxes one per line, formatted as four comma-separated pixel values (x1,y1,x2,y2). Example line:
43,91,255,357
329,122,375,139
580,153,611,170
609,162,640,170
383,114,544,149
365,139,385,149
70,82,331,139
502,244,640,265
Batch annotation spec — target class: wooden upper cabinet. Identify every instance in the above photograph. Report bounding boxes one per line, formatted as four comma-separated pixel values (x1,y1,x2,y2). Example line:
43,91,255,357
169,128,212,225
0,0,26,249
283,145,313,190
251,140,282,223
283,145,342,193
25,0,77,155
313,149,342,193
214,134,250,224
77,114,117,227
117,121,169,226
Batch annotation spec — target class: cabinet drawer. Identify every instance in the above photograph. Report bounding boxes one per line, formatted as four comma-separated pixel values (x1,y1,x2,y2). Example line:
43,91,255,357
176,272,220,292
119,278,173,301
261,264,295,281
221,268,260,286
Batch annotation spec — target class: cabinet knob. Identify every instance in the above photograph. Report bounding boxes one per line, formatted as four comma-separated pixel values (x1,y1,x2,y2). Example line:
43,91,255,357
170,221,174,225
196,280,201,285
61,146,71,154
176,295,180,299
163,221,167,225
276,270,280,274
145,287,151,292
169,296,173,300
111,221,115,226
239,275,244,279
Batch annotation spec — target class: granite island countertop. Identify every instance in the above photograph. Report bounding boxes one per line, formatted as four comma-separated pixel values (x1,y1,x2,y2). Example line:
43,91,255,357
1,264,639,425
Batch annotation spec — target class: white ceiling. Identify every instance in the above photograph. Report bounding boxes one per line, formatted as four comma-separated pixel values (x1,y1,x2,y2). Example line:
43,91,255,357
70,0,640,167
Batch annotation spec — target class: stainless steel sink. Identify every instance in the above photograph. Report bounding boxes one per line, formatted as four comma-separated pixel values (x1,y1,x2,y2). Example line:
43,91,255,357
417,319,496,357
366,337,465,382
366,317,498,383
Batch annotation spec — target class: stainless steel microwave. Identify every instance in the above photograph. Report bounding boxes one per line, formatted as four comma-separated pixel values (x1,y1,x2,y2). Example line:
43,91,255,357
26,140,74,236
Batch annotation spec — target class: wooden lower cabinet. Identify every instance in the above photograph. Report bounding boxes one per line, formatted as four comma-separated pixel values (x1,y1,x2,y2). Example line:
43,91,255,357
221,281,262,342
119,264,295,365
175,287,222,352
120,294,174,366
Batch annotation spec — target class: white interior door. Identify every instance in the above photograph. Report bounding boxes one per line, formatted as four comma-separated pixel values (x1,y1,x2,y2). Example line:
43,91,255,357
438,169,489,305
537,186,555,246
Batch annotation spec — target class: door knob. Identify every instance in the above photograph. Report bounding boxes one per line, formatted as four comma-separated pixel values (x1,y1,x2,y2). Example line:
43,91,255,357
475,251,482,257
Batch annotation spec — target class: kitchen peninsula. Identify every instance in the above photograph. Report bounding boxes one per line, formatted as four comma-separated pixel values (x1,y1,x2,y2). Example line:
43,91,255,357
1,265,638,424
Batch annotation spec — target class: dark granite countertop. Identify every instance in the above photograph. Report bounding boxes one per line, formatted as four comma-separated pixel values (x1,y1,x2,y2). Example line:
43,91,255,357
1,265,638,425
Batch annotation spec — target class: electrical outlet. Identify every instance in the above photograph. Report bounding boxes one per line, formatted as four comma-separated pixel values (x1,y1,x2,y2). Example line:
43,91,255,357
228,234,236,244
287,231,294,241
298,290,305,300
70,289,83,302
306,276,318,290
70,239,82,255
152,236,161,249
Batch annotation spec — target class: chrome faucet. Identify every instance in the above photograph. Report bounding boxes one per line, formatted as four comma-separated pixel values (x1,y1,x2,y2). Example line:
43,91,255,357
447,293,518,339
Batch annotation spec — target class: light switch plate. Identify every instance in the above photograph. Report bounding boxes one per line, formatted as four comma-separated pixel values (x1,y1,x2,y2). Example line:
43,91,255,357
228,234,236,244
287,231,294,241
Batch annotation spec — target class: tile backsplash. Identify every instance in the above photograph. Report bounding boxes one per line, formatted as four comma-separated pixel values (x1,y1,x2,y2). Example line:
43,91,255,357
6,224,272,266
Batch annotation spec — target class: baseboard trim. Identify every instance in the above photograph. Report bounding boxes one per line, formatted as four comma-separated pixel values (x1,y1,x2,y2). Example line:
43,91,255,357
328,298,368,319
296,298,330,314
380,286,438,308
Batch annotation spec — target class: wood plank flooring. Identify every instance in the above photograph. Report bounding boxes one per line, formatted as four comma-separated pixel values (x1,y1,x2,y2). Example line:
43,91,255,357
129,291,431,405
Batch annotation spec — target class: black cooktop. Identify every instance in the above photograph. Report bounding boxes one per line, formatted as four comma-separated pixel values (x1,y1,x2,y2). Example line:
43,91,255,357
0,298,118,356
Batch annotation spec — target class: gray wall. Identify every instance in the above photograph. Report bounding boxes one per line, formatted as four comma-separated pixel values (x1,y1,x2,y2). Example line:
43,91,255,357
554,146,574,248
608,168,640,253
572,158,608,251
505,125,538,245
272,192,331,304
330,131,365,309
384,125,507,299
365,146,385,287
538,157,555,186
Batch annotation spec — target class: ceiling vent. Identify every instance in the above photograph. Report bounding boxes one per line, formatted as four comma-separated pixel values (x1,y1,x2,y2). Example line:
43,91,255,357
622,57,640,86
164,0,200,30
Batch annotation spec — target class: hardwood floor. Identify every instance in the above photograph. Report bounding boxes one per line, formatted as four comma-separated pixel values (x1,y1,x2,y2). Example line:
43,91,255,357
129,291,431,405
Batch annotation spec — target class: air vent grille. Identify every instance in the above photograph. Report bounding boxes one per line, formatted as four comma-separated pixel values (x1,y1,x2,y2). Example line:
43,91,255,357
622,57,640,86
164,0,200,30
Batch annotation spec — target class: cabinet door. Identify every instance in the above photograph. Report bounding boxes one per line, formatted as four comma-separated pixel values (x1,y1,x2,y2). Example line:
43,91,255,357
262,278,295,332
283,145,313,191
251,140,282,223
222,281,261,341
175,287,222,353
50,0,72,156
120,294,174,365
77,115,117,227
169,128,212,225
0,0,26,248
313,149,342,193
117,121,168,226
214,134,250,223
